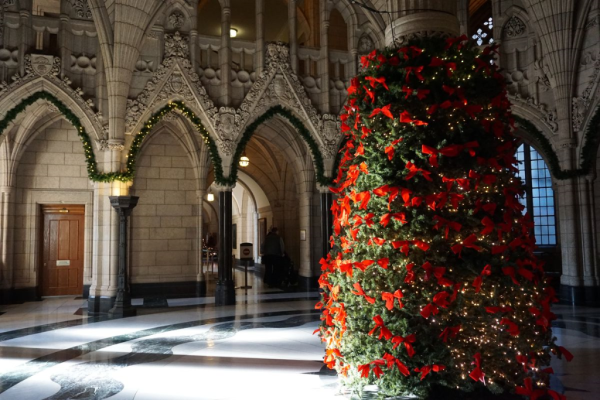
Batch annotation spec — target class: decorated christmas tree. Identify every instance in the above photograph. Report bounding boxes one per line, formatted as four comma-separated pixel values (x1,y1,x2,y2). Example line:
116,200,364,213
316,36,572,399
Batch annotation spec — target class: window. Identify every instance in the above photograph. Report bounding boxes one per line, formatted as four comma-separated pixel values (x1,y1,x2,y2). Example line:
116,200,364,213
515,143,557,246
468,0,494,46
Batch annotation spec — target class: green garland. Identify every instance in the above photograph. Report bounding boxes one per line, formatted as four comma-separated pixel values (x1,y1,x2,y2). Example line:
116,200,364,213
227,105,333,186
126,101,223,183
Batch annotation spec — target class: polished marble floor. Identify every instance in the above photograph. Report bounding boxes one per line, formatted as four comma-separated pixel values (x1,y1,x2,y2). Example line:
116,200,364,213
0,271,598,399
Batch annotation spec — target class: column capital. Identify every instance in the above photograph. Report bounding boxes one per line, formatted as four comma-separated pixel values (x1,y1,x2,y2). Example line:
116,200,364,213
214,183,235,192
316,184,331,194
108,139,125,152
196,189,207,199
0,185,14,194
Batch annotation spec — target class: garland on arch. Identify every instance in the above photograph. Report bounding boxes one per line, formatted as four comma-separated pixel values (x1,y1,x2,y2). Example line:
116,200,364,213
126,101,223,183
226,105,333,187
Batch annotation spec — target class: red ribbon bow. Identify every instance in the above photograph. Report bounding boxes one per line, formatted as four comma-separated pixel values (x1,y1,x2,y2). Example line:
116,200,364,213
439,325,461,342
500,318,520,336
405,65,424,82
433,215,462,239
469,353,485,383
368,315,393,340
365,76,389,90
391,334,416,357
414,364,445,380
382,289,404,310
368,103,394,119
351,282,376,304
472,264,492,293
405,162,432,181
451,234,481,257
383,353,411,376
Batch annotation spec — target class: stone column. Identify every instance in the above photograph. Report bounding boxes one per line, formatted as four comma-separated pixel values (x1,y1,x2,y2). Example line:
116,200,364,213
385,0,459,45
318,184,333,259
196,189,206,296
0,186,15,303
108,196,138,318
318,2,330,113
580,175,599,305
298,190,314,290
59,13,72,79
216,185,235,305
255,0,265,75
219,5,232,106
18,9,32,77
288,0,298,73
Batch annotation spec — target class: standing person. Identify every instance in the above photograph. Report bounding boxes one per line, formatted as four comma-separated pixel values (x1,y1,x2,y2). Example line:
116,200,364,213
260,226,284,287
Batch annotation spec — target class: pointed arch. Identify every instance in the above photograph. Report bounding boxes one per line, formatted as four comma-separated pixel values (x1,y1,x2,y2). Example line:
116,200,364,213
229,105,328,188
126,101,224,184
124,32,219,142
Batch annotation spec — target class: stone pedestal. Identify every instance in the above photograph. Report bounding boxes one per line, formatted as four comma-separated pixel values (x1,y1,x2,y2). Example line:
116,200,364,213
108,196,138,318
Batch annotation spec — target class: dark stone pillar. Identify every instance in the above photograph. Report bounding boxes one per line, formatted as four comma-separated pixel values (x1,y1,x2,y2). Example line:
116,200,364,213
320,192,333,258
108,196,138,318
216,190,235,305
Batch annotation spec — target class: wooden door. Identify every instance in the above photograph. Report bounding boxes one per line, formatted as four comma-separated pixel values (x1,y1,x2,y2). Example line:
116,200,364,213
41,205,85,296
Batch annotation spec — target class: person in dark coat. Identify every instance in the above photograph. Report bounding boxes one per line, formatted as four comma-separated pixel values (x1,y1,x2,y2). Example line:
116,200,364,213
260,226,284,286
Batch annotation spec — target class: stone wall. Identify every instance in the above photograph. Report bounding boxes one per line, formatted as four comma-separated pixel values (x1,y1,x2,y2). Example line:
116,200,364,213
14,118,94,290
130,131,199,284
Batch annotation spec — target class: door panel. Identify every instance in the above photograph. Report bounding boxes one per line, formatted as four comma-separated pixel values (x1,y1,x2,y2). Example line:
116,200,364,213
41,205,85,296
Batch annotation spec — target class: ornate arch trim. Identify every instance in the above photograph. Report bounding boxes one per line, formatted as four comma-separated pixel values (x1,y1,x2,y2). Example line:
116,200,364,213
127,101,224,184
0,91,104,181
228,105,330,187
514,115,583,179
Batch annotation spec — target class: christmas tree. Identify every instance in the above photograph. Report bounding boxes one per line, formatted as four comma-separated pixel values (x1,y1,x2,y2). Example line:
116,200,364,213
316,36,572,399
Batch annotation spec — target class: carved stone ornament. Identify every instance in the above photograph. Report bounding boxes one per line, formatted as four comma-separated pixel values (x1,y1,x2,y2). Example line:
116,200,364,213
108,140,125,152
509,93,558,133
321,116,342,158
215,108,238,141
572,51,600,132
95,139,109,151
124,31,218,134
26,54,60,77
68,0,92,19
503,16,526,38
164,31,189,59
218,138,236,156
358,34,375,55
169,11,185,29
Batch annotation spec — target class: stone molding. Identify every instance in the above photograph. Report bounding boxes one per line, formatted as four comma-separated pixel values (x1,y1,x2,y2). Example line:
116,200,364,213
0,53,106,140
124,32,218,136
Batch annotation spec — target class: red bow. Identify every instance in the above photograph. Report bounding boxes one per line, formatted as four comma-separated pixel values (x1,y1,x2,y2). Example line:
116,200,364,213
451,234,481,257
485,306,514,314
405,65,424,82
377,258,389,270
414,364,445,380
500,318,520,336
369,315,392,340
373,184,401,210
369,104,394,119
469,353,485,383
382,289,404,310
439,325,461,342
399,110,428,126
351,282,376,304
502,266,520,285
404,263,415,283
421,144,464,167
433,215,462,239
365,76,389,90
472,264,492,293
384,137,403,161
391,334,416,357
405,162,432,181
515,378,547,400
383,353,411,376
481,216,495,236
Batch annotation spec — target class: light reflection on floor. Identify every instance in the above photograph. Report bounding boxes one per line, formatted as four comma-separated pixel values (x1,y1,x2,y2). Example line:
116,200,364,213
0,288,598,399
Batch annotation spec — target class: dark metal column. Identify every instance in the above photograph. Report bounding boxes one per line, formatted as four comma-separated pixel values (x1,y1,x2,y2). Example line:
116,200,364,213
320,192,333,258
108,196,138,318
216,190,235,305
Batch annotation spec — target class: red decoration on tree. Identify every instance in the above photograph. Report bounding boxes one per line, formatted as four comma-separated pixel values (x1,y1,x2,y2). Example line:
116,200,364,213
316,36,571,399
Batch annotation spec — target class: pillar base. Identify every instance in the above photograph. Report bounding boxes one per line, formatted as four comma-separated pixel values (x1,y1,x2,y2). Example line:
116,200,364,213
215,280,235,305
87,295,116,315
559,284,600,306
108,305,137,318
